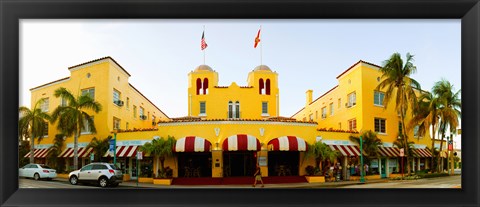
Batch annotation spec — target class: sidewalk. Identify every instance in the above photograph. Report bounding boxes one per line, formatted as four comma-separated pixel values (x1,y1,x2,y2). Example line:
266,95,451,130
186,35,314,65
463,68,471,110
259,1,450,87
55,177,389,188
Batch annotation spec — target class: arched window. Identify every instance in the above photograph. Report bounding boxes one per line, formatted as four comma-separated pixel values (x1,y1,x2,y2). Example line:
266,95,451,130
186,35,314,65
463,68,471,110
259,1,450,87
266,79,271,95
259,78,264,94
228,101,233,118
235,101,240,118
196,78,202,95
203,78,209,95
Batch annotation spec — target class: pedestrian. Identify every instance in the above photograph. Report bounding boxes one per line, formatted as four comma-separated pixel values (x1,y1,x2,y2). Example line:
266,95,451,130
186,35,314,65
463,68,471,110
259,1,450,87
364,164,369,175
350,163,355,177
252,166,264,187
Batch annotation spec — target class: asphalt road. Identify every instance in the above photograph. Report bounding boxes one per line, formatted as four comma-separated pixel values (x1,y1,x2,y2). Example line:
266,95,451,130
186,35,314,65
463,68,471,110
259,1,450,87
338,175,461,188
19,177,130,189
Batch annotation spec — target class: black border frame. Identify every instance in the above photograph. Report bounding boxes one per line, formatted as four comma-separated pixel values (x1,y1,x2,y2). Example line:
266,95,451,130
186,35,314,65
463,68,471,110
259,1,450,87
1,0,479,206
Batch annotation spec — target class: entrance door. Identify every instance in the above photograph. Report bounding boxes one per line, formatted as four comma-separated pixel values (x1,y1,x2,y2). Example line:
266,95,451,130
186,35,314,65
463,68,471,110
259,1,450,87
131,158,138,179
380,158,387,178
268,151,300,176
178,152,212,177
223,152,256,177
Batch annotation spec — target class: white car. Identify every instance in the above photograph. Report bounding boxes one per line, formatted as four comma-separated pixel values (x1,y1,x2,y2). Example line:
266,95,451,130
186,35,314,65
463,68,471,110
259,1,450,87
19,164,57,180
68,162,123,188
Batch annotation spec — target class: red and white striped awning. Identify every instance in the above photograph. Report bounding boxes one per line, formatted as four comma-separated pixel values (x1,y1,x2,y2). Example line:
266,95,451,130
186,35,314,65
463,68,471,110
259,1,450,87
377,146,401,157
412,148,433,158
268,136,307,151
103,145,139,157
328,145,363,157
58,147,93,158
222,134,261,151
174,136,211,152
24,148,51,158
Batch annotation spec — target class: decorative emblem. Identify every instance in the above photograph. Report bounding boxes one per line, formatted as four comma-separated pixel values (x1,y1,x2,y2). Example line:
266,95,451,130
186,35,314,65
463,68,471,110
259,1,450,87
214,128,220,136
259,128,265,136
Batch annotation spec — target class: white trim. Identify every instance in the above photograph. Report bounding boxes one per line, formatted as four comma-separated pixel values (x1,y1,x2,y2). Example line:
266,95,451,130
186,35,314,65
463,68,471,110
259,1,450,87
261,113,270,117
157,120,317,127
198,113,207,117
30,78,70,92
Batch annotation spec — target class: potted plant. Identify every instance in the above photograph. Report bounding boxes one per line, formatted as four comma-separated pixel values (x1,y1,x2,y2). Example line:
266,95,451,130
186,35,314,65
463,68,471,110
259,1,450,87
139,136,176,185
304,142,339,183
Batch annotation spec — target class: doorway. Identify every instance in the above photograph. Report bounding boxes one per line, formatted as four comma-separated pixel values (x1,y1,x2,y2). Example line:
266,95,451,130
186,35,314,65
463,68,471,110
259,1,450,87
267,151,300,176
177,152,212,177
223,152,257,177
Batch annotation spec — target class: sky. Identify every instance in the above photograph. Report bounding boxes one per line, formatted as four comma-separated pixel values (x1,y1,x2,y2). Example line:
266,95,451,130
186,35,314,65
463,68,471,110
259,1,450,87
19,19,461,148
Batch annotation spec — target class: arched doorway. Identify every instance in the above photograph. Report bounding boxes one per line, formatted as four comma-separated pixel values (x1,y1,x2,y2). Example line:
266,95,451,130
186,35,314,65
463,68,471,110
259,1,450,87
267,136,307,176
174,136,212,178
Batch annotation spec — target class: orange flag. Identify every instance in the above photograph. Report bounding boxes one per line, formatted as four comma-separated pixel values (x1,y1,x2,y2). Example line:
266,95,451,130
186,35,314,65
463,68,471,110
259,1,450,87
254,29,261,48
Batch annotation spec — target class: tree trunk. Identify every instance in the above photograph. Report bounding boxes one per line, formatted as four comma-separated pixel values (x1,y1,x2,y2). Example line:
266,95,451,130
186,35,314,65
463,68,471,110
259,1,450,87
30,134,35,164
73,132,79,170
430,124,436,172
400,108,411,175
437,133,445,173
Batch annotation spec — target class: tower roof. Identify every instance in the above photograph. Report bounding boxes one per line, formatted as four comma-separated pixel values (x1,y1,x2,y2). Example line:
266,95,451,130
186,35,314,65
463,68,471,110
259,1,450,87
194,65,213,72
253,65,272,71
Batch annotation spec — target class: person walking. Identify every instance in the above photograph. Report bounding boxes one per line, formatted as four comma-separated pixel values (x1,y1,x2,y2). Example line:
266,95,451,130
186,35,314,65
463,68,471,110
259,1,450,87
253,166,264,187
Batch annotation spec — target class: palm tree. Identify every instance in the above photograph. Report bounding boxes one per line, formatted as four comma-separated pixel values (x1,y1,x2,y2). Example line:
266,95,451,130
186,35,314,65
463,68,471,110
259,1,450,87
376,52,421,174
393,139,415,175
305,141,339,175
138,136,176,178
433,79,461,172
408,91,440,172
46,134,66,172
18,99,51,163
349,130,383,159
50,87,102,170
86,136,112,162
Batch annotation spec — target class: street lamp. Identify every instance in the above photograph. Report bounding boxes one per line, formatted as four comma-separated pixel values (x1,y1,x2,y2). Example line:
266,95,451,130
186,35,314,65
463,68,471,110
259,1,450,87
359,135,365,183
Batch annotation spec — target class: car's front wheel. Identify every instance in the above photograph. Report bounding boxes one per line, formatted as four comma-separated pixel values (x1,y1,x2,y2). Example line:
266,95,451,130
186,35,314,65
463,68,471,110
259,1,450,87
34,173,40,180
98,177,108,188
69,176,78,185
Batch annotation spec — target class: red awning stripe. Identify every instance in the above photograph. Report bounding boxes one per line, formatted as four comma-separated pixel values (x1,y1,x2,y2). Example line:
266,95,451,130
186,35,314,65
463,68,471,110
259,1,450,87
223,134,260,151
37,148,51,158
59,147,93,158
103,146,139,157
24,148,51,158
378,146,400,157
328,145,362,157
267,136,307,151
175,136,211,152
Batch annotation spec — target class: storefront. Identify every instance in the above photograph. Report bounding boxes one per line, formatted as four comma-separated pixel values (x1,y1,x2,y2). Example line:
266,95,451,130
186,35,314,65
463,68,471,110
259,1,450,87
103,145,140,179
24,148,51,165
267,136,307,176
377,146,401,178
222,134,260,177
58,146,93,170
327,144,363,180
174,136,212,178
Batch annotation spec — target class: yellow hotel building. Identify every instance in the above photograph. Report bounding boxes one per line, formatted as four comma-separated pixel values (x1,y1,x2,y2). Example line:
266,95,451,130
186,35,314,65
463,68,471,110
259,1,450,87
28,57,435,182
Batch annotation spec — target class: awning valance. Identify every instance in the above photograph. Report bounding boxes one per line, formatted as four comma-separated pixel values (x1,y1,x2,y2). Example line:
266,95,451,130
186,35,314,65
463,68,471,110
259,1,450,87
58,147,93,158
328,145,363,157
222,134,260,151
377,146,400,157
268,136,307,151
174,136,211,152
412,148,433,158
103,145,139,158
24,148,51,158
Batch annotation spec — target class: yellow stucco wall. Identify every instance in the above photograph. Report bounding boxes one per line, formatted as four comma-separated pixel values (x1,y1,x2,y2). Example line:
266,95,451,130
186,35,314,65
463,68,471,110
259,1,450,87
29,57,168,148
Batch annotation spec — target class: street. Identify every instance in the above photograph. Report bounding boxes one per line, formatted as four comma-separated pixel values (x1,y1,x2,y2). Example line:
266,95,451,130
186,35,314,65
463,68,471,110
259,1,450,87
19,178,130,189
338,175,461,188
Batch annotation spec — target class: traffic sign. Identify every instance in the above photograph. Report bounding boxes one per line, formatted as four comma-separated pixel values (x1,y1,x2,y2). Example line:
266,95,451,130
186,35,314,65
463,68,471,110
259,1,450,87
137,151,143,160
448,143,453,151
399,148,404,157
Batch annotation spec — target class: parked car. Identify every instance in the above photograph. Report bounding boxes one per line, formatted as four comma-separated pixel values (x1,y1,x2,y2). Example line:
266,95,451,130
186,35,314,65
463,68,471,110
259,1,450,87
68,162,123,188
19,164,57,180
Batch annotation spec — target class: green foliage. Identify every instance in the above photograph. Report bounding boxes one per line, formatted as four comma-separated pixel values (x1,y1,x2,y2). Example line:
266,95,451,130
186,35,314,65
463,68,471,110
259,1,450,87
19,99,52,163
305,141,339,174
86,136,112,162
138,136,176,178
18,141,31,167
305,165,316,176
46,134,66,173
349,130,382,158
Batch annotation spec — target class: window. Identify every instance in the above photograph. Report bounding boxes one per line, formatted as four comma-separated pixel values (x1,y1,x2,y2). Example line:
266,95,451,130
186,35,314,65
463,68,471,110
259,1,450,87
374,91,385,106
81,116,94,134
133,105,137,118
139,107,145,119
60,97,67,107
303,117,306,121
92,165,108,170
413,125,420,137
329,103,334,115
113,89,120,102
347,92,356,107
81,88,95,100
42,121,48,137
203,78,209,95
259,79,264,94
126,97,130,109
113,117,121,130
200,102,206,115
262,102,268,114
309,114,313,121
80,165,93,171
235,101,240,118
139,107,144,116
321,107,327,119
374,118,386,134
266,79,271,95
338,98,341,108
228,101,233,118
126,122,129,130
196,78,202,95
348,119,356,131
40,98,49,112
228,101,240,118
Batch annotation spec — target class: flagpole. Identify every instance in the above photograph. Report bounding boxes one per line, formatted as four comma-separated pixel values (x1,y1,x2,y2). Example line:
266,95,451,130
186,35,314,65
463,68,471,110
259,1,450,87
260,25,263,66
203,25,206,65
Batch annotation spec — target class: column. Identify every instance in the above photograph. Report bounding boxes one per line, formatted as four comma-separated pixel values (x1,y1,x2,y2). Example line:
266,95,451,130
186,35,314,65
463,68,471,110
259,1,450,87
386,158,390,178
343,157,348,180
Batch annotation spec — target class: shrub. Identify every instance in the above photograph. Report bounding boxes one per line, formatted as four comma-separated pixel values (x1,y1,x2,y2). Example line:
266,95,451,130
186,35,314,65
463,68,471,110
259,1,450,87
418,173,449,179
305,165,316,176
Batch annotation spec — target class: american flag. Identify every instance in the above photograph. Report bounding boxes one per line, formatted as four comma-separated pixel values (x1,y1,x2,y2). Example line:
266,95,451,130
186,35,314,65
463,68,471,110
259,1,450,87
254,28,261,48
201,31,208,50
